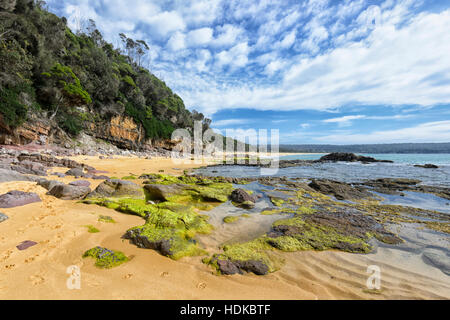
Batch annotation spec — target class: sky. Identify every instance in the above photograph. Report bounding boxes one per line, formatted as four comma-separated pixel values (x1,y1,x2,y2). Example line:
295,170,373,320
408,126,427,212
45,0,450,144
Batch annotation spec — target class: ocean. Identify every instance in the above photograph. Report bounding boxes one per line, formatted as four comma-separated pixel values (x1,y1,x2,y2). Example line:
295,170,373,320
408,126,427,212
195,154,450,187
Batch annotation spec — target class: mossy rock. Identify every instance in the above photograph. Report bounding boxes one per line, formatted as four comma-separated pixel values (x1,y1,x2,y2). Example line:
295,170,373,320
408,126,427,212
83,247,128,268
86,179,145,199
223,216,240,224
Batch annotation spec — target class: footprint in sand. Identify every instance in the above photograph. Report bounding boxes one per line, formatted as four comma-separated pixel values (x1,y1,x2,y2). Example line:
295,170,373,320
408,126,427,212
197,282,207,290
4,264,15,270
160,272,169,277
29,275,45,285
123,273,133,279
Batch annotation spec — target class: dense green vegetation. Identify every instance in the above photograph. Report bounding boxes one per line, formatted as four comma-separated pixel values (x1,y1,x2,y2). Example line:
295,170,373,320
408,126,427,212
0,0,209,140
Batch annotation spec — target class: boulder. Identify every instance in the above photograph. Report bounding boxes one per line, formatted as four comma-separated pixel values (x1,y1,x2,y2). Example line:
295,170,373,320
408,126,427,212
144,184,188,201
0,168,31,183
309,179,373,200
65,168,85,177
235,260,269,276
217,259,243,275
0,212,8,223
87,179,144,199
47,184,91,200
69,180,91,187
37,179,64,191
0,191,41,208
230,189,256,204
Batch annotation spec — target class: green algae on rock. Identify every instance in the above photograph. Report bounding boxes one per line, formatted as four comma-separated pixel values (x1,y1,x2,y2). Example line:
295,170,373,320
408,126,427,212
85,225,100,233
86,179,145,199
223,216,240,224
83,247,128,268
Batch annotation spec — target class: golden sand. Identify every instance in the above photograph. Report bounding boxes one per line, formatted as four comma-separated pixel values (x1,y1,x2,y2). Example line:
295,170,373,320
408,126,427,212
0,156,449,300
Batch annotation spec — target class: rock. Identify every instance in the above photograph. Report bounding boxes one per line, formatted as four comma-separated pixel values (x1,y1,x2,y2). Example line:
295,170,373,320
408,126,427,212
422,250,450,276
319,153,393,163
217,259,242,275
144,184,188,201
309,179,373,200
0,168,31,183
92,175,109,180
11,160,48,176
47,184,91,200
87,179,144,199
414,164,439,169
69,180,91,187
37,179,64,191
51,172,66,178
16,241,38,251
65,168,85,177
230,189,256,204
0,212,8,223
124,229,173,256
235,260,269,276
0,191,41,208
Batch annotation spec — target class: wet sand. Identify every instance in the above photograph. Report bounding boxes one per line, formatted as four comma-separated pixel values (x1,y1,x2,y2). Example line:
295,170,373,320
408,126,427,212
0,156,449,300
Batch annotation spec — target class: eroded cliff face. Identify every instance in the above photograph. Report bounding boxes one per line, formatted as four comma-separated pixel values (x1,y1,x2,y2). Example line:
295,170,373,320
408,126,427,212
0,114,51,145
89,115,145,150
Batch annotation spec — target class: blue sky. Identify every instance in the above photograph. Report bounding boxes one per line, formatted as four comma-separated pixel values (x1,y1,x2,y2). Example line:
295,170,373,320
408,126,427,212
45,0,450,144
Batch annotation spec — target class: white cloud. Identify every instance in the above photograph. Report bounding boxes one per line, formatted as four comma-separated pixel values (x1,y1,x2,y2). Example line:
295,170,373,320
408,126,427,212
315,121,450,144
212,119,250,127
167,31,186,51
186,28,214,47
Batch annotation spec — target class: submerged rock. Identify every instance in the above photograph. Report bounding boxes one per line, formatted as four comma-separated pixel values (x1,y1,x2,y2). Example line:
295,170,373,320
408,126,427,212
0,191,41,208
47,184,91,200
414,164,439,169
319,153,393,163
87,179,144,199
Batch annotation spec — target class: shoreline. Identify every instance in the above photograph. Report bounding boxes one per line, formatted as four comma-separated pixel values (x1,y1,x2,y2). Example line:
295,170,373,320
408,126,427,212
0,155,449,300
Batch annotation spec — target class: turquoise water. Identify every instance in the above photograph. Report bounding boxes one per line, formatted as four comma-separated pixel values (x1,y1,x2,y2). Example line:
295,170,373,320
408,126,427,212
196,153,450,187
280,153,450,165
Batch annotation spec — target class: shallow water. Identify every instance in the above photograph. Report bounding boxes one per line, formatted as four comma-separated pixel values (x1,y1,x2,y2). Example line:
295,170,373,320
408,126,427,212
196,162,450,187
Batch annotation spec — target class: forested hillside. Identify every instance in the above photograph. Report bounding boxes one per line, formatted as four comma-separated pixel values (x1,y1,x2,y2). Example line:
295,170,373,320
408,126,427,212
0,0,210,149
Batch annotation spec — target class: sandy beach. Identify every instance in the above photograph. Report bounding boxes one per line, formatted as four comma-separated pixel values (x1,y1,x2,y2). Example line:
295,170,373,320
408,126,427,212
0,156,449,300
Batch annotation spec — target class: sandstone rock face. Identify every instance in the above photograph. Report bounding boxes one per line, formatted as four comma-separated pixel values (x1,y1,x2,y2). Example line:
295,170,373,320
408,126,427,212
87,179,144,199
90,116,145,150
47,184,91,200
0,116,51,146
0,191,41,208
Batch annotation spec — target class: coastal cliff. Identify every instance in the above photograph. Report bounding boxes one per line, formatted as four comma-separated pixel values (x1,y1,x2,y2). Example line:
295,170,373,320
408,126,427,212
0,0,209,151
